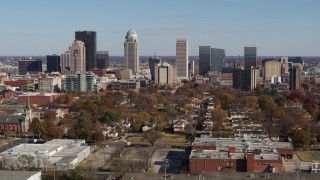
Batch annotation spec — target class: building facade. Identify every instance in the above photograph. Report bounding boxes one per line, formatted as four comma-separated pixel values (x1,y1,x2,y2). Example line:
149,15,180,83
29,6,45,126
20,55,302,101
233,68,259,91
289,66,301,90
244,46,257,69
61,50,71,74
65,72,95,92
75,31,97,71
46,55,61,73
69,40,86,73
211,48,225,72
96,51,109,69
18,59,42,75
154,63,177,84
149,57,161,81
124,29,139,74
263,60,281,81
176,39,188,78
199,46,211,76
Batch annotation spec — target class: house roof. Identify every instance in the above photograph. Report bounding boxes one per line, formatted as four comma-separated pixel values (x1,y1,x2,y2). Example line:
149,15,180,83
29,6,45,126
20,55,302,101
0,115,25,124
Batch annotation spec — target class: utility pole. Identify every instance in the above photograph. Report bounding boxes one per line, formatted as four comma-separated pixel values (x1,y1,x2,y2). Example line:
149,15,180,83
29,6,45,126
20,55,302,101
163,159,169,180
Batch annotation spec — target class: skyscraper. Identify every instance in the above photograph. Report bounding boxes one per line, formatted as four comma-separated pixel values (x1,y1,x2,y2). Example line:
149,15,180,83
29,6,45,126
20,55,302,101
244,45,257,69
124,29,139,74
18,59,42,75
263,59,281,81
46,55,61,73
70,40,86,73
154,63,177,84
211,48,225,72
176,39,188,78
61,50,70,74
289,66,301,91
75,31,97,71
149,57,161,81
96,51,109,69
199,46,211,76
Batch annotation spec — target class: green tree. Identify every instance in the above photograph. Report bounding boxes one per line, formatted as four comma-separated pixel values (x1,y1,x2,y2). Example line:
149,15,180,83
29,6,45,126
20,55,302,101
258,95,276,112
288,129,310,149
101,109,121,124
150,116,165,131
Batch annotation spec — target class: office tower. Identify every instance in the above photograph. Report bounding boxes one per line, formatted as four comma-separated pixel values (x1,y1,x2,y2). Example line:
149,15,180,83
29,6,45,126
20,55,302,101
75,31,97,71
211,48,225,72
188,61,195,76
233,68,259,91
38,75,61,93
263,60,281,81
149,57,161,81
18,59,42,75
244,45,257,69
69,40,86,73
199,46,211,76
46,55,61,73
96,51,109,69
289,66,301,91
124,29,139,74
154,63,177,84
61,50,71,74
120,69,133,80
65,72,95,92
176,39,188,78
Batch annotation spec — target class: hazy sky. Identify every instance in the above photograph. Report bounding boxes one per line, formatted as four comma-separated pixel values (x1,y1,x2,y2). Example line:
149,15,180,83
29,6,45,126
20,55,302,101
0,0,319,56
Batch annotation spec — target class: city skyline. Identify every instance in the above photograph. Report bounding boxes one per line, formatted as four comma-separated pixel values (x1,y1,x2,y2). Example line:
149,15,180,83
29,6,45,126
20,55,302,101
0,0,319,56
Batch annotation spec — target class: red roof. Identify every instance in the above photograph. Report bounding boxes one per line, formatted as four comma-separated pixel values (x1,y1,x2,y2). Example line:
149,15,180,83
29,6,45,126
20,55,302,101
220,73,233,80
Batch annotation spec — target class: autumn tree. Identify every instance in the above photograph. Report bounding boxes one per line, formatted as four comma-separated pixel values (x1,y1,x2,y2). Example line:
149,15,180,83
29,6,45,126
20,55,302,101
288,129,310,149
219,92,236,110
240,96,259,109
132,112,150,131
42,120,64,140
91,130,105,142
28,118,42,134
258,95,276,112
210,108,228,130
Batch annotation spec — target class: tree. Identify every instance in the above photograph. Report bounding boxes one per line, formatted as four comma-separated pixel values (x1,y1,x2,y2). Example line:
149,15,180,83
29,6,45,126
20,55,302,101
288,129,310,149
92,130,104,142
143,129,161,146
101,109,121,124
42,120,64,140
132,112,150,131
28,118,42,134
219,92,236,110
258,95,276,112
150,116,165,131
240,96,259,109
210,108,228,130
18,154,35,169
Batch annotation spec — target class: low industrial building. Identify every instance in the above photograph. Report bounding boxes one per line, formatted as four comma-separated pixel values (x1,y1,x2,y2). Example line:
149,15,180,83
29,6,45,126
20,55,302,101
0,139,90,170
189,137,294,174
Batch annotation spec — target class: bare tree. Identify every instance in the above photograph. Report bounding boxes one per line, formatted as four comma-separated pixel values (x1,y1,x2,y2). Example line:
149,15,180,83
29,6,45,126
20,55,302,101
143,129,161,146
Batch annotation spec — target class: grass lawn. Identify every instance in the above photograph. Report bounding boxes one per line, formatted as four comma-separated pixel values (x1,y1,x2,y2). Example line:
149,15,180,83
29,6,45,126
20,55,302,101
128,133,186,144
295,151,320,162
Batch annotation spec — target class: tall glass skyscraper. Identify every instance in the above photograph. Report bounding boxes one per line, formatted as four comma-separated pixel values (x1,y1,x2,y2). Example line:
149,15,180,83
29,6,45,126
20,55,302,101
124,29,139,74
199,46,211,76
244,45,257,69
75,31,97,71
46,55,61,73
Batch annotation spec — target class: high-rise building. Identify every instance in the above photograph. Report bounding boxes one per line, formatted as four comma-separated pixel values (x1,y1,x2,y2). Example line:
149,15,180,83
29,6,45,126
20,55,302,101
199,46,211,76
61,50,71,74
46,55,61,73
65,72,95,92
96,51,109,69
149,57,161,81
244,45,257,69
211,48,225,72
154,63,177,84
124,29,139,74
69,40,86,73
289,66,301,91
75,31,97,71
188,61,195,76
176,39,188,78
263,60,281,81
233,68,259,91
18,59,42,75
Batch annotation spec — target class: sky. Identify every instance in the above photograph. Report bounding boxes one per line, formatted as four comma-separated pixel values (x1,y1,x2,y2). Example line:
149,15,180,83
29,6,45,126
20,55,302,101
0,0,319,56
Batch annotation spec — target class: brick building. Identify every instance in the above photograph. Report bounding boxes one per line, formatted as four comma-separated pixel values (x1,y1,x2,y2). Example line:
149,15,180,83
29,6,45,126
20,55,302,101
17,93,60,106
0,115,28,133
189,138,293,174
